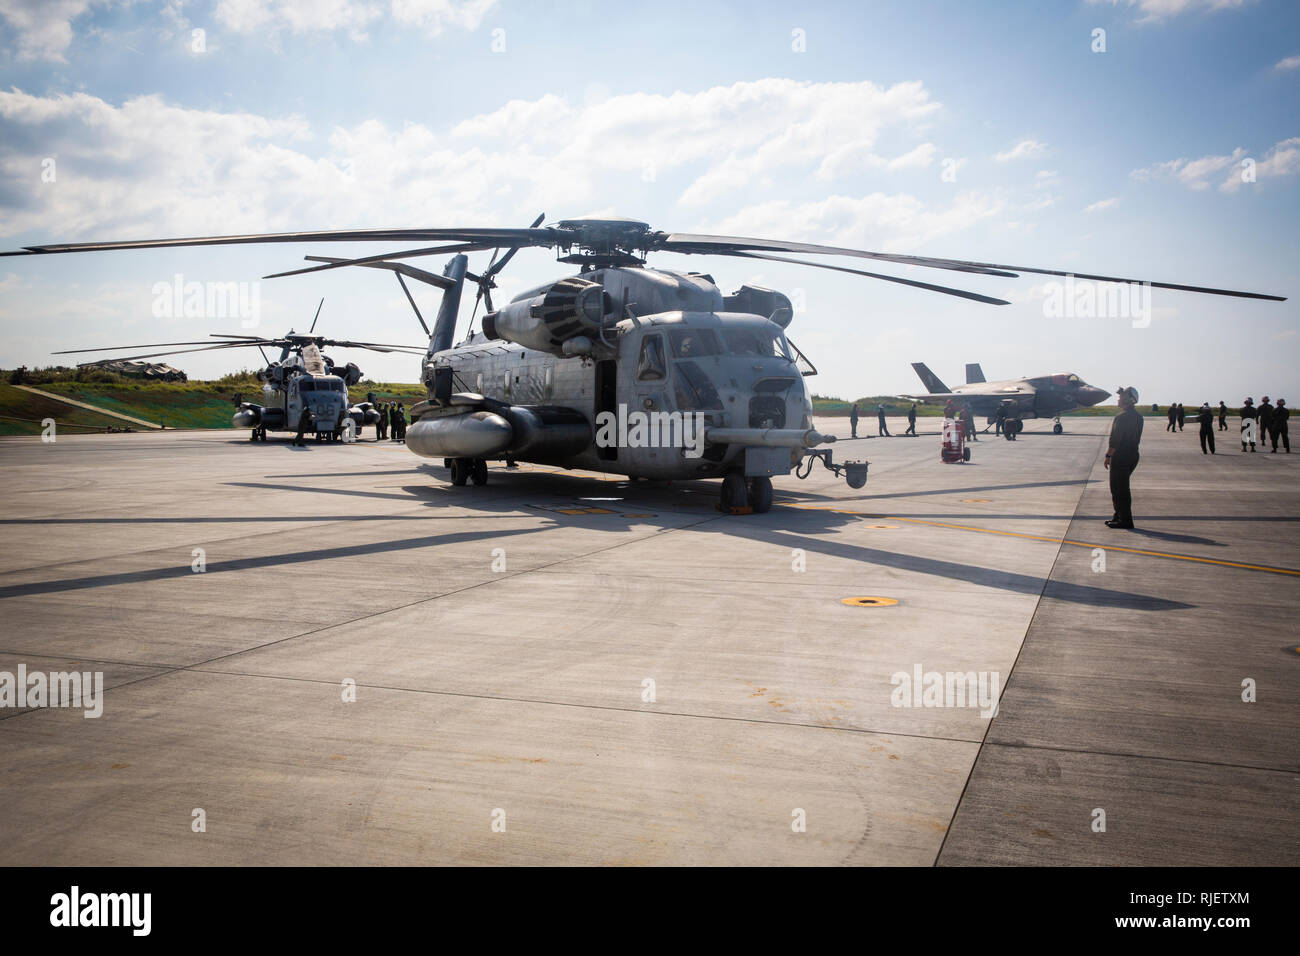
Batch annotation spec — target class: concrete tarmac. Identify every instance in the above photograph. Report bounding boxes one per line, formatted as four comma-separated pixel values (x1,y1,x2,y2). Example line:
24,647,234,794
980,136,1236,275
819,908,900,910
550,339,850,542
0,416,1294,865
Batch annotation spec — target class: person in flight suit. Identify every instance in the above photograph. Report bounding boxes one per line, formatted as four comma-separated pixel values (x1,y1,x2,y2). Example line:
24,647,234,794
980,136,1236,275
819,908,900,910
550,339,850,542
393,404,407,442
849,402,859,439
1196,402,1216,455
293,407,312,447
1270,398,1290,453
1176,403,1186,431
1105,386,1143,529
905,402,917,437
1166,404,1177,431
1218,400,1228,431
1258,397,1274,446
961,403,977,441
877,403,890,437
375,402,387,440
1240,397,1258,452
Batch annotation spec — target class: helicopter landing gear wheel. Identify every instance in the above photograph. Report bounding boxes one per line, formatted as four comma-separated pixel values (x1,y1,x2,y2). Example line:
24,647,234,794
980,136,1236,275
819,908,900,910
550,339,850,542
449,458,470,486
747,476,773,513
249,429,258,441
1053,422,1063,434
258,427,267,442
719,472,749,512
470,458,488,486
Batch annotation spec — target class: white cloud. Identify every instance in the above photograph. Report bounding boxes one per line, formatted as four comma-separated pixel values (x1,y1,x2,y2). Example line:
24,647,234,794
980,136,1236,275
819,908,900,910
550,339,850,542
0,80,956,249
1220,136,1300,192
1086,0,1256,23
1274,54,1300,71
699,191,1007,255
1130,146,1245,189
1130,137,1300,192
994,139,1047,163
215,0,384,37
0,0,105,61
1084,197,1119,213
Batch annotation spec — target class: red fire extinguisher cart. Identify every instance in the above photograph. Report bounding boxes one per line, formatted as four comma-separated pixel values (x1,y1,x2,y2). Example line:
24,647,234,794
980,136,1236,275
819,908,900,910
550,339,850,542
941,417,971,463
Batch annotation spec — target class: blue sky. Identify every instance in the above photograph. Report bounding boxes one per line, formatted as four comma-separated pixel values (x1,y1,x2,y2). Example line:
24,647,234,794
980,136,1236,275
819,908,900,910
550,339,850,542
1,0,1296,403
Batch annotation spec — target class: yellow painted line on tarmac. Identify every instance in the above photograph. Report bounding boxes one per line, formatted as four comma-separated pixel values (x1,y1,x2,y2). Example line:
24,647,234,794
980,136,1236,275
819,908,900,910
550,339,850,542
781,502,1300,577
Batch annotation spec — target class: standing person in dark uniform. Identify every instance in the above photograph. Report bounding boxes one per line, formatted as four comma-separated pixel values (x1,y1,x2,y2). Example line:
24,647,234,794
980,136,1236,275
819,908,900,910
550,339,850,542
961,403,977,441
1240,397,1258,452
1218,400,1228,430
1176,403,1185,431
375,402,387,440
1105,386,1143,529
944,398,955,420
1257,396,1274,447
293,407,311,447
877,403,890,437
1196,402,1215,454
1270,398,1289,453
905,402,917,436
1166,404,1177,432
393,404,407,442
849,402,859,439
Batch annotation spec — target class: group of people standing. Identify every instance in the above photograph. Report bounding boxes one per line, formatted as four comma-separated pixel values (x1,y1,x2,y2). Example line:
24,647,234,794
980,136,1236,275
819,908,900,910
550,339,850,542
848,401,924,438
373,401,407,442
1188,397,1288,454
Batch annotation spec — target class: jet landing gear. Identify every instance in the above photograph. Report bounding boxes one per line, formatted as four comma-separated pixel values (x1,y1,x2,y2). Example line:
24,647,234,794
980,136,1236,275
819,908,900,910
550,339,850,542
1053,418,1064,435
719,472,773,514
447,457,489,487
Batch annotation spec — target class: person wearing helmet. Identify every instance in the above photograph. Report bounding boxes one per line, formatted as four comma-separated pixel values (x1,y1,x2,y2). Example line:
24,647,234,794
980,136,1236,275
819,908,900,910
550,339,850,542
1104,386,1143,529
1196,402,1216,454
1240,397,1258,452
1271,398,1289,453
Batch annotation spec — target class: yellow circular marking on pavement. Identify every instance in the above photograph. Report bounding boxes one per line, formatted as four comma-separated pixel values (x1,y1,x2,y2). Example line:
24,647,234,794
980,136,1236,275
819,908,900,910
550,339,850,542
841,596,899,608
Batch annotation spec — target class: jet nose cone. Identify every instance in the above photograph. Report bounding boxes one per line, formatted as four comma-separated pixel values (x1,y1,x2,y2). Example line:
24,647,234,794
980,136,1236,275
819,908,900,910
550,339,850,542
1083,386,1109,406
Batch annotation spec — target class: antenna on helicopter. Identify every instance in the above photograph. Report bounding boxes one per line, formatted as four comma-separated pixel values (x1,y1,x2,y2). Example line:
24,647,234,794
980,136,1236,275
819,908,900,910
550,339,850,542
309,298,324,334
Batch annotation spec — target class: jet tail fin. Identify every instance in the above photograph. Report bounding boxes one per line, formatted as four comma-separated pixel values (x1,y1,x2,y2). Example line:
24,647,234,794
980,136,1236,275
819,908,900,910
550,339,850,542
911,362,950,395
965,363,986,384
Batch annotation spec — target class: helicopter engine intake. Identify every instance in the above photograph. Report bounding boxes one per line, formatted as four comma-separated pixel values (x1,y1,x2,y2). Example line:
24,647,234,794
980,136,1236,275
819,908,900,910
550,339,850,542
481,277,613,356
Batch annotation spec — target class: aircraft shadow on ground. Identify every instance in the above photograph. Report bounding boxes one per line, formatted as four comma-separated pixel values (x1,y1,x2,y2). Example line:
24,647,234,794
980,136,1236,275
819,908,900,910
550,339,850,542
0,470,1194,612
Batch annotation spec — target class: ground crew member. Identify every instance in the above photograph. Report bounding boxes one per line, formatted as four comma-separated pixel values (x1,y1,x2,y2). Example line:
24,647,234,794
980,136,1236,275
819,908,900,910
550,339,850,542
1258,396,1274,446
994,403,1007,436
849,402,859,439
393,404,407,442
905,402,917,436
1270,398,1289,453
1166,404,1177,431
376,402,388,440
961,403,977,441
1177,403,1185,431
294,408,311,447
1240,397,1258,452
1197,402,1215,454
877,403,890,437
1105,386,1143,529
1218,400,1228,430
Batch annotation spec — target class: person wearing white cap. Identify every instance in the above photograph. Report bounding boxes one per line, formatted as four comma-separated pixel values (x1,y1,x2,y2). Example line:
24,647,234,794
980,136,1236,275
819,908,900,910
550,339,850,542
1104,386,1143,529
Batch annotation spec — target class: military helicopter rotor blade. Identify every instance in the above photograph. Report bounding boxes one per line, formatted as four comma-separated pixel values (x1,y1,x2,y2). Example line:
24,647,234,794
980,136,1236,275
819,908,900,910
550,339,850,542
52,339,254,354
64,341,267,364
315,338,428,354
4,227,557,257
263,240,517,279
710,250,1012,306
654,232,1286,300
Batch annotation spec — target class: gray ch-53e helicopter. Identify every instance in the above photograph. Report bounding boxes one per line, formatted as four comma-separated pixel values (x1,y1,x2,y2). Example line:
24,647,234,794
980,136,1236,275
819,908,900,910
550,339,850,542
6,215,1285,511
52,299,427,443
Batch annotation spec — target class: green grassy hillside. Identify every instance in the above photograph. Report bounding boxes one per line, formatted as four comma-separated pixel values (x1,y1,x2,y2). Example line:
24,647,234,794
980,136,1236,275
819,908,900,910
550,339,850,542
0,383,137,436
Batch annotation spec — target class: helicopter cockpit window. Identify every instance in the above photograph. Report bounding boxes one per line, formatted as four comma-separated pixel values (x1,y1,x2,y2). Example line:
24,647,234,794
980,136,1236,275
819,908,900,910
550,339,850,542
673,361,723,410
722,329,793,361
669,328,720,358
637,335,667,381
298,380,315,392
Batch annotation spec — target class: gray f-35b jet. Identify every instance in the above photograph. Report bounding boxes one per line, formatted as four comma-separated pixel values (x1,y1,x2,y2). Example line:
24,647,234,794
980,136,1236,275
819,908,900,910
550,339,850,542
906,362,1110,433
